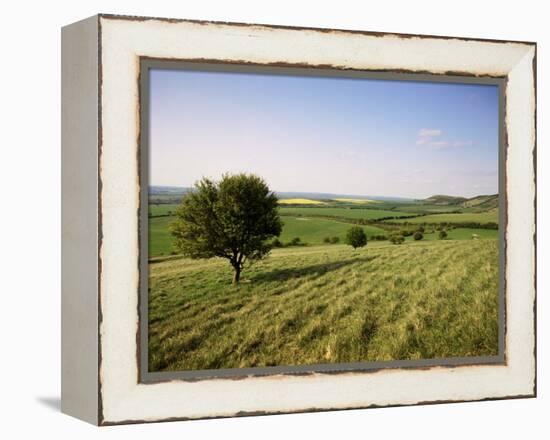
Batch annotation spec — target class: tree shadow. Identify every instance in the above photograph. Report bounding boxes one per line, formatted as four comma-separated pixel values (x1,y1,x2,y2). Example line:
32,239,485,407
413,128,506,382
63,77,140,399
254,255,377,283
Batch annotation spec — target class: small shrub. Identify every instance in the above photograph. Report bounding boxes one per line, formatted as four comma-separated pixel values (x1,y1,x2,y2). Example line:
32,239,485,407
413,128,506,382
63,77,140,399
371,234,388,241
345,226,367,249
438,230,448,240
413,231,423,241
330,236,340,244
272,238,284,248
389,234,405,245
323,237,331,244
286,237,307,247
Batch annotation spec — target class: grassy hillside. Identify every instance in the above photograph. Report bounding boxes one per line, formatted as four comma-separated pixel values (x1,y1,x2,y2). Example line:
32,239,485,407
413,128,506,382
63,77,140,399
423,195,467,205
461,194,499,212
149,239,499,371
149,217,175,256
400,228,498,242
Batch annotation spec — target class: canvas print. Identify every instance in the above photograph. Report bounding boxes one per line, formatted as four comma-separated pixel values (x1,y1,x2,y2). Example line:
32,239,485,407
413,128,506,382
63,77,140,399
145,67,501,373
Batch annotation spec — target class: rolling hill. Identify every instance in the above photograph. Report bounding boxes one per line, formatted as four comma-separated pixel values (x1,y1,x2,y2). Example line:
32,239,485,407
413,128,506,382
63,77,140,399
422,195,468,205
421,194,498,213
461,194,499,212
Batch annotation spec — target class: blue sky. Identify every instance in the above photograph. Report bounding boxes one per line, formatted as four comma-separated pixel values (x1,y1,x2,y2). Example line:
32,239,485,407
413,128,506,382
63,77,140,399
149,68,499,198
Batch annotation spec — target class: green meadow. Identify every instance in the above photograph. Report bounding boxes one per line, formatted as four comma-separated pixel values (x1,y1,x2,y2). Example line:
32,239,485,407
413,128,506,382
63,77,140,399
279,217,386,244
148,192,500,371
149,239,499,371
387,210,498,224
279,206,411,220
149,199,499,257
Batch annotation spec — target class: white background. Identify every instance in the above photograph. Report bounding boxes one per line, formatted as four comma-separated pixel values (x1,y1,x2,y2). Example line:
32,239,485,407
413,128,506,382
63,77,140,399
0,0,546,438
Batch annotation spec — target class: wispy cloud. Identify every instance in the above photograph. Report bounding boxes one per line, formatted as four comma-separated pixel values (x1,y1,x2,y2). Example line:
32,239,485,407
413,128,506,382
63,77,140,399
416,128,472,150
418,128,442,137
416,128,443,146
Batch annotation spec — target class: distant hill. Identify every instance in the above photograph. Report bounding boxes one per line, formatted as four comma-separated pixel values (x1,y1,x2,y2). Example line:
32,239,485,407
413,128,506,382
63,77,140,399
149,186,497,212
461,194,499,212
149,186,190,195
275,191,413,202
422,195,468,205
422,194,498,213
149,187,415,203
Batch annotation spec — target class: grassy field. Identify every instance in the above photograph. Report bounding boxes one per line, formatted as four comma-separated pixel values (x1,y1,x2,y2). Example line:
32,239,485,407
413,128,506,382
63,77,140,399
373,203,466,213
149,206,499,256
333,198,380,204
279,217,386,244
279,206,412,220
150,215,388,256
403,228,498,241
151,204,413,220
149,217,175,256
278,198,326,205
149,239,499,371
149,204,179,217
387,211,498,224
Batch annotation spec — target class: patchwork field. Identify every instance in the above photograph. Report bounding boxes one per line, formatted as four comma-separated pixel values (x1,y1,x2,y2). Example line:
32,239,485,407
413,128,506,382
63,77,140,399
278,217,386,244
333,198,380,204
387,211,498,224
278,198,326,205
149,196,500,257
149,239,499,371
373,203,468,213
279,206,411,220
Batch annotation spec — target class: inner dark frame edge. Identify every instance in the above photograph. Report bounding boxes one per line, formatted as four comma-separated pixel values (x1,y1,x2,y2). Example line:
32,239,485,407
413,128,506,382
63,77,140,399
138,58,508,384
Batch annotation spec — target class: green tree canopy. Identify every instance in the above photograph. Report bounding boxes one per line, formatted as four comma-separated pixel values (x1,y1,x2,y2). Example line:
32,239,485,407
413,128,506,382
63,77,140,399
170,173,282,283
345,226,367,249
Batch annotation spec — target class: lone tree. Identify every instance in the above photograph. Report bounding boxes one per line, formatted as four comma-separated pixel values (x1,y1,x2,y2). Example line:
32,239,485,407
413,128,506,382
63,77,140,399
345,226,367,249
170,173,282,283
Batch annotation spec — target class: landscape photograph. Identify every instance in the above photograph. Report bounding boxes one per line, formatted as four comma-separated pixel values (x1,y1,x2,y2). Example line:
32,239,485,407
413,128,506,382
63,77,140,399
146,67,501,373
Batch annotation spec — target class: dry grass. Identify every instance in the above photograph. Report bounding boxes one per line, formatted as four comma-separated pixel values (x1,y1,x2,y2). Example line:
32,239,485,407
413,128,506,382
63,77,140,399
148,239,499,371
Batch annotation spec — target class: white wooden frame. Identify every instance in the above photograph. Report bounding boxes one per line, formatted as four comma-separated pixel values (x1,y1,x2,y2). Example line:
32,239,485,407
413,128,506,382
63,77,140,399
61,14,536,425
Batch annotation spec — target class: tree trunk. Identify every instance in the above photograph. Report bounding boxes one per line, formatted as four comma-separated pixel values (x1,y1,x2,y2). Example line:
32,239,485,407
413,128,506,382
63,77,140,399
232,266,241,284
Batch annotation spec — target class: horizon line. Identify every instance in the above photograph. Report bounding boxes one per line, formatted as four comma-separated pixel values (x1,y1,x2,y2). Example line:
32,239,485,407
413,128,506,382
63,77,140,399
149,185,498,200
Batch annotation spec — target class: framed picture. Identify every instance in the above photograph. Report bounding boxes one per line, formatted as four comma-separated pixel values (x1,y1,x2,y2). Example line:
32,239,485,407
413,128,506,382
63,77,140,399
61,14,536,425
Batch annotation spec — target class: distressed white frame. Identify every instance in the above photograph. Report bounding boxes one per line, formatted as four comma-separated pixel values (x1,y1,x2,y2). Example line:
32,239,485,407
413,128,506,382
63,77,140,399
63,14,536,425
